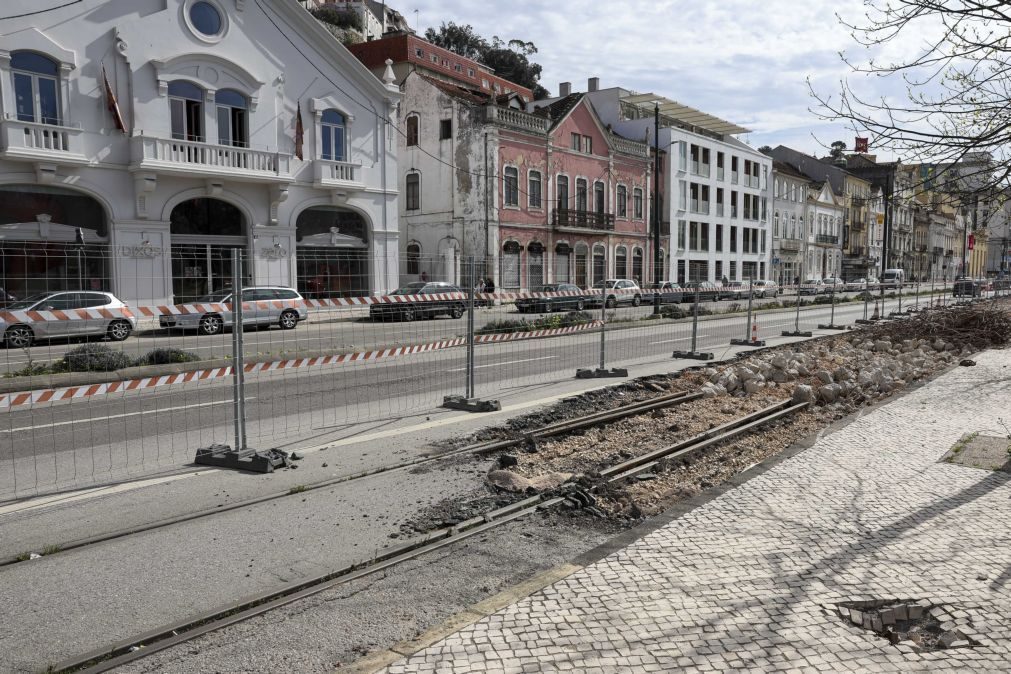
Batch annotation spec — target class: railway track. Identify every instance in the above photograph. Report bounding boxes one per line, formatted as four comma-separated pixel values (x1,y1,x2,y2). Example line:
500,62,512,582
51,398,808,674
1,388,702,568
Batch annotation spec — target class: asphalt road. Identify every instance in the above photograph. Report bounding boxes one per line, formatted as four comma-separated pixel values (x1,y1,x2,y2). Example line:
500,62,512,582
0,284,952,373
0,297,916,499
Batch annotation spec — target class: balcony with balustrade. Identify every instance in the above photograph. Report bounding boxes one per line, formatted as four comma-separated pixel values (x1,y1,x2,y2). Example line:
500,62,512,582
816,234,840,245
552,208,615,231
313,158,364,189
481,106,550,135
0,118,88,166
130,135,292,183
777,238,803,252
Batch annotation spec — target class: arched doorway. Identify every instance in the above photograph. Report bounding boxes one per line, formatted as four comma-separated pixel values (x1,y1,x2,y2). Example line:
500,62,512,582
0,184,109,297
295,206,370,298
170,198,247,302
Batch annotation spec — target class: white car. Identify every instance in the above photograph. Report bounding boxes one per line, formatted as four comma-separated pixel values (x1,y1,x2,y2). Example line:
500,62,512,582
799,279,824,296
821,277,846,293
751,280,779,298
2,291,136,348
159,286,307,335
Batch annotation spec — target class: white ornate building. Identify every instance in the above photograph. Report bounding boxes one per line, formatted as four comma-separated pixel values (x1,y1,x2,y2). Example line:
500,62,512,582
0,0,400,304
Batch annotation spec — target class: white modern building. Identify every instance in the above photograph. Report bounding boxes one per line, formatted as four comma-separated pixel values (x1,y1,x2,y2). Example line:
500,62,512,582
578,83,772,284
0,0,400,305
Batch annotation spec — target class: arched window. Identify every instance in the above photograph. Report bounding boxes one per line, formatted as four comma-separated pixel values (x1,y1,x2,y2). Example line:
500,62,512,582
615,245,628,279
406,242,421,275
556,175,569,209
12,51,61,125
616,185,627,218
405,172,420,211
593,181,605,214
501,240,521,289
632,248,644,285
406,115,419,146
322,109,346,161
592,244,606,283
527,242,544,287
215,89,247,147
576,178,588,212
169,80,204,141
774,210,780,237
574,243,589,287
554,242,571,283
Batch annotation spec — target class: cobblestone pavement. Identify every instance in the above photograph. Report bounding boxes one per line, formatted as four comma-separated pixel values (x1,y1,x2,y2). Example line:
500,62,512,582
385,349,1011,673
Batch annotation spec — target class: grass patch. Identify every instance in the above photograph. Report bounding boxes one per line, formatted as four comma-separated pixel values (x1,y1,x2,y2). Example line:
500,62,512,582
7,345,203,378
289,485,307,495
14,552,31,562
476,310,594,335
41,544,61,556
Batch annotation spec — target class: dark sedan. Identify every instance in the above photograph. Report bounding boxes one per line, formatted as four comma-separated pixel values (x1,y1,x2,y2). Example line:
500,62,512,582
369,282,467,321
642,282,684,305
516,284,586,313
680,281,720,302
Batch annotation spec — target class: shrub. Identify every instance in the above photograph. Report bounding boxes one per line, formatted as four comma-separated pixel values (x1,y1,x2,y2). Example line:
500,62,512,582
60,344,133,372
726,302,743,314
476,310,593,335
134,348,201,366
309,6,363,31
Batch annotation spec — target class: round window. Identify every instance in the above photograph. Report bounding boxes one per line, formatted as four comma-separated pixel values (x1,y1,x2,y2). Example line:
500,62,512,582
190,2,223,36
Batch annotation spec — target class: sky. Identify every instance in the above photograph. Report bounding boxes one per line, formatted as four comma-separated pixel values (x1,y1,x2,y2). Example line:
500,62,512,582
402,0,934,159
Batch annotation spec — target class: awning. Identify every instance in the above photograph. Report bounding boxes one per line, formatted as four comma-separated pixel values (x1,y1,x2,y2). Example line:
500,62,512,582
621,93,749,136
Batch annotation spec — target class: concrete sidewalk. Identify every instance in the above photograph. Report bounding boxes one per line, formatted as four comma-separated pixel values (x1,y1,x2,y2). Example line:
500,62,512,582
381,349,1011,673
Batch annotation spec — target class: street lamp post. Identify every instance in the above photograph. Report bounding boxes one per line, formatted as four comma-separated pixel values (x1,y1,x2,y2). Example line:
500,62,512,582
652,103,661,315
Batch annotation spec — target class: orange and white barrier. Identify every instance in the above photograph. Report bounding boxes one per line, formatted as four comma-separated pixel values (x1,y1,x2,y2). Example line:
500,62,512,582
0,320,602,409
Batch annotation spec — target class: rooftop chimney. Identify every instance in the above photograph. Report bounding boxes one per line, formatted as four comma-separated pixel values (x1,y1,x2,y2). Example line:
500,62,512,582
588,77,599,92
559,82,572,97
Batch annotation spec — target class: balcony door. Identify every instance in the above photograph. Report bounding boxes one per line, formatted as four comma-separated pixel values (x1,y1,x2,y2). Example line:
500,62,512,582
169,81,204,142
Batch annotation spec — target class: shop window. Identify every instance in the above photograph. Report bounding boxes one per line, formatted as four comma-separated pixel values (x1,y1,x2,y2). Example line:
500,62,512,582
501,241,521,289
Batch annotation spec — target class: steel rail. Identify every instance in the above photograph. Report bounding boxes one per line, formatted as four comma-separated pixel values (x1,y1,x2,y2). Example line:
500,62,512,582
2,390,699,568
51,399,806,674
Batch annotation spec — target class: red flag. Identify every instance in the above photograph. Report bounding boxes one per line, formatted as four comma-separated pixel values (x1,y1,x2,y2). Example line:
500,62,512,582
295,101,304,160
102,65,127,133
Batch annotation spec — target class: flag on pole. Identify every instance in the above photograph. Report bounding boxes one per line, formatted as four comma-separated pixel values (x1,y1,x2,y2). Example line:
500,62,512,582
102,65,127,133
295,101,304,160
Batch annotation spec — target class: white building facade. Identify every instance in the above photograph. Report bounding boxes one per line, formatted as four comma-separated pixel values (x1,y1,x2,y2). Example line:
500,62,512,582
582,85,772,284
0,0,400,305
804,182,845,279
771,162,808,286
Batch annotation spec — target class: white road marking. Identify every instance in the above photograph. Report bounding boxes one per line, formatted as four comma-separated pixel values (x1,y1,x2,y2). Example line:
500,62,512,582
648,338,687,345
447,356,555,372
0,398,252,434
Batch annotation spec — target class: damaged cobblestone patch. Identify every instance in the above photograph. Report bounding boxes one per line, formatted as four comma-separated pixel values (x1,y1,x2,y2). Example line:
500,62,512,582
834,599,984,652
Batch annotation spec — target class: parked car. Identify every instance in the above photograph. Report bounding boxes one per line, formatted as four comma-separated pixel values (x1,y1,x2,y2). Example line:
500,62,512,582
798,279,824,296
159,286,307,335
881,268,906,289
1,291,137,348
0,288,17,309
680,281,721,302
752,280,779,298
952,277,986,297
820,277,846,293
846,278,873,291
718,280,752,301
642,282,685,305
516,284,586,313
368,282,467,321
587,279,642,308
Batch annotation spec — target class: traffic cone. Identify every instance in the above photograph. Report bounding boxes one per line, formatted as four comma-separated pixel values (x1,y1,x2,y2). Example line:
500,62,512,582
751,318,759,344
870,301,880,320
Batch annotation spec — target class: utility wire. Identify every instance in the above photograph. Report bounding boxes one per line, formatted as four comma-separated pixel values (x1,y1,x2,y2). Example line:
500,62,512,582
0,0,83,21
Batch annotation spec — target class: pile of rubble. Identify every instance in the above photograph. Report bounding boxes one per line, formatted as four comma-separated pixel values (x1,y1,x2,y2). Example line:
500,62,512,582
698,334,968,414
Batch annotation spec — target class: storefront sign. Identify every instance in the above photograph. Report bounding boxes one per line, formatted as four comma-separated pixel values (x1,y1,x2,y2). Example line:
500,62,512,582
120,244,162,259
260,245,289,260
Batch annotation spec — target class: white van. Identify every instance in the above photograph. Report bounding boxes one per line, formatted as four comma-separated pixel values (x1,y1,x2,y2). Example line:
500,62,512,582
881,268,905,289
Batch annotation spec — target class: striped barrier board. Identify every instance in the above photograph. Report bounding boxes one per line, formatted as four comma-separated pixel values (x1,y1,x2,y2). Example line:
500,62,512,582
0,320,602,409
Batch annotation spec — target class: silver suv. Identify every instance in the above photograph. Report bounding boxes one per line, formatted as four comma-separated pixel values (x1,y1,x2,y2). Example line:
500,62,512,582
2,291,136,348
589,279,642,308
159,287,307,335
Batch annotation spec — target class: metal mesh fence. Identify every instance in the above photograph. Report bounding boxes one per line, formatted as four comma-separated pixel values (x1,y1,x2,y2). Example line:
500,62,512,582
0,247,968,499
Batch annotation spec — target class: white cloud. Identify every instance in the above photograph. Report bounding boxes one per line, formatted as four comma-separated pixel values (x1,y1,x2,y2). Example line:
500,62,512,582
406,0,948,157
